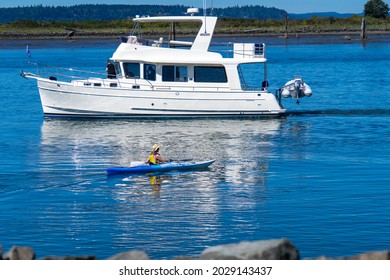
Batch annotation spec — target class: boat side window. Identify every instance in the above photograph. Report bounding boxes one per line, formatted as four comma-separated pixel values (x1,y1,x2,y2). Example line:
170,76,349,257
114,62,122,77
123,63,140,78
144,64,156,81
194,66,227,83
162,65,188,82
237,63,265,90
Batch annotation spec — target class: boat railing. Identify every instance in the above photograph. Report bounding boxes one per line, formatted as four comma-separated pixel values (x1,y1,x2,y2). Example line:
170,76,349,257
25,61,267,92
28,62,106,81
26,62,133,88
210,42,266,59
25,62,233,91
119,34,266,59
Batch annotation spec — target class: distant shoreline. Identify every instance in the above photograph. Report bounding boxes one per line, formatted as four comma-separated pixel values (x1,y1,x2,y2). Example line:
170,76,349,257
1,29,390,38
1,30,390,49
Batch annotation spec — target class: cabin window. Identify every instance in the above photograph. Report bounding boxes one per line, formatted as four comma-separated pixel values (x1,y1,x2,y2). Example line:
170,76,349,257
237,63,266,90
123,63,140,78
194,66,227,83
162,65,188,82
144,64,156,81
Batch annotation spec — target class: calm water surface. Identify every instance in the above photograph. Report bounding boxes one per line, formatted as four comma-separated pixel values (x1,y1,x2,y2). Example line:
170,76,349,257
0,37,389,259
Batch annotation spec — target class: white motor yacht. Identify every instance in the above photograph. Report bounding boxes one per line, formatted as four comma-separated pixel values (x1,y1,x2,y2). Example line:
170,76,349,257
21,8,312,118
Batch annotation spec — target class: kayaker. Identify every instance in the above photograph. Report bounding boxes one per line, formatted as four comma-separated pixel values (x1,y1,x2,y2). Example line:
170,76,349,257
145,144,168,165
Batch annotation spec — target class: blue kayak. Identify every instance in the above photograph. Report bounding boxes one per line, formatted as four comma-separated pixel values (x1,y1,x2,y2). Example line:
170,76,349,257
107,159,215,175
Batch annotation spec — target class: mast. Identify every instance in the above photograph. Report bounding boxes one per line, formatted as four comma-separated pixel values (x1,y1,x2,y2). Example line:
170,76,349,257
203,0,207,33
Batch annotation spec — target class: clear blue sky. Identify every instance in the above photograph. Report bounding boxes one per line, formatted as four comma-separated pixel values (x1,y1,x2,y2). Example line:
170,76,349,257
1,0,370,14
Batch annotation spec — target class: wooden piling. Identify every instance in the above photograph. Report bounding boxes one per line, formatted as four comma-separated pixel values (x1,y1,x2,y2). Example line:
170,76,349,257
284,13,288,39
360,17,367,40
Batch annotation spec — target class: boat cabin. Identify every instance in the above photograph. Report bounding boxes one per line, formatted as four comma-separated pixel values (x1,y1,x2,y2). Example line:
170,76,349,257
110,15,268,92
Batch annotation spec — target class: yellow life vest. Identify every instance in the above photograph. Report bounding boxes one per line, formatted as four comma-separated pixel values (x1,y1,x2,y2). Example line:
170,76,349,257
147,153,161,165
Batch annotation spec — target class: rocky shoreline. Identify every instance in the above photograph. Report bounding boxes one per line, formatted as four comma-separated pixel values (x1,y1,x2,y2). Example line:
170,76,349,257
1,28,390,40
1,238,389,260
1,30,390,50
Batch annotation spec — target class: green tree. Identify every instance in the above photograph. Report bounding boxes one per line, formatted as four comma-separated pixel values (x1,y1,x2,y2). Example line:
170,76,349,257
364,0,389,18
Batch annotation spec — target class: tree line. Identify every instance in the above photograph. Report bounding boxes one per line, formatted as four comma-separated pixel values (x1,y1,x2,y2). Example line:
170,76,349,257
0,4,287,23
1,1,388,25
0,2,388,36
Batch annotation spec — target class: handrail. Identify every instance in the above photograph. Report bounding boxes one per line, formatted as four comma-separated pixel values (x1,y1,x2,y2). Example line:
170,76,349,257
26,63,234,92
25,56,267,92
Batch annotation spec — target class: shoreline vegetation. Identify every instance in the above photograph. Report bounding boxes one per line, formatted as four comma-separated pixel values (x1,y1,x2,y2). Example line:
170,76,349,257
1,16,390,40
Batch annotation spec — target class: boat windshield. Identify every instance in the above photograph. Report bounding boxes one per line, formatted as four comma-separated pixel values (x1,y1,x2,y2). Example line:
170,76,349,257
238,62,267,91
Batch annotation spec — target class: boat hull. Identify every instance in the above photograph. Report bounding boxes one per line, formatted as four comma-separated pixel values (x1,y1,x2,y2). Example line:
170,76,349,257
107,160,215,175
36,79,286,118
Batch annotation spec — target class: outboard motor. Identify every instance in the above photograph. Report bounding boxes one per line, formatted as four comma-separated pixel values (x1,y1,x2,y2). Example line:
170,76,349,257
280,76,313,104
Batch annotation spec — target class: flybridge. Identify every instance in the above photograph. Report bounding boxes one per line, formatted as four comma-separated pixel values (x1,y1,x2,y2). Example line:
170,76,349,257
131,15,217,51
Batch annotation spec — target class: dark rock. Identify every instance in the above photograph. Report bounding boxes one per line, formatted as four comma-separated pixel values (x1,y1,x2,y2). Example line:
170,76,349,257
106,250,149,260
41,255,96,260
199,238,299,260
40,255,66,260
3,246,35,260
64,255,96,260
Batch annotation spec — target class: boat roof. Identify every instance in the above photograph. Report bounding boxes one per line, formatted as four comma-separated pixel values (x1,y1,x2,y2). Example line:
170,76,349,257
111,15,267,64
134,15,217,51
112,44,222,63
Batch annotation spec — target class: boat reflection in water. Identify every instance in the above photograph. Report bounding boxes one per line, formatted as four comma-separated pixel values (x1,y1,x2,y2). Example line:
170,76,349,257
38,118,286,258
39,117,283,172
39,117,285,186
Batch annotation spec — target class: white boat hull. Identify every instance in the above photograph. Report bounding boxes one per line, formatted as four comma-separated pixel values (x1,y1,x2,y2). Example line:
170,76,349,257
37,79,286,117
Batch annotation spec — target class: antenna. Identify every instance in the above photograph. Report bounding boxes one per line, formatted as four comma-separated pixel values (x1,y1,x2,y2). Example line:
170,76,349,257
203,0,207,33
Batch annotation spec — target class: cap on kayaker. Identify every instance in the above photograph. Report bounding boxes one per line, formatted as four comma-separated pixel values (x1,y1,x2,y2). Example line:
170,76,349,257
152,144,160,152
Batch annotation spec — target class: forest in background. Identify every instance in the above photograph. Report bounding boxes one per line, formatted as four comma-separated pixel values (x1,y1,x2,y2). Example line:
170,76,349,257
0,4,389,38
0,4,288,23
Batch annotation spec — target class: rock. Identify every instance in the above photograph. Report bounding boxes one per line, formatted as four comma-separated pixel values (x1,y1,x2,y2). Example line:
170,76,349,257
312,255,331,260
107,250,149,260
311,250,390,260
199,238,299,260
3,246,35,260
40,255,67,260
41,255,96,260
347,251,390,260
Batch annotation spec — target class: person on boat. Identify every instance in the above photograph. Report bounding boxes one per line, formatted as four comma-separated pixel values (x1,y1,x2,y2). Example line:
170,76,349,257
106,60,116,79
145,65,156,81
145,144,168,165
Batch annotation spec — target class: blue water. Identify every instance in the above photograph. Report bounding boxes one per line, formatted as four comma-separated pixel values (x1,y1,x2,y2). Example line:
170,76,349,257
1,37,390,259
